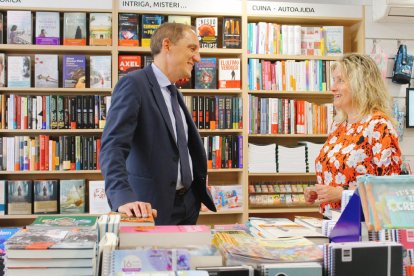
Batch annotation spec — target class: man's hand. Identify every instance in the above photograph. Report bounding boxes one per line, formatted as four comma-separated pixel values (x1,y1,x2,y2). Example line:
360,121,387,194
118,201,158,218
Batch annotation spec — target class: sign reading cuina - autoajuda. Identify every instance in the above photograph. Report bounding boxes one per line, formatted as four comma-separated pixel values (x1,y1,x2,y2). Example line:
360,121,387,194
250,4,315,14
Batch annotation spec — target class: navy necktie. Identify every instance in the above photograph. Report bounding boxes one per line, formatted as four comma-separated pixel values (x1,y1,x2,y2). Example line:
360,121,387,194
168,84,192,189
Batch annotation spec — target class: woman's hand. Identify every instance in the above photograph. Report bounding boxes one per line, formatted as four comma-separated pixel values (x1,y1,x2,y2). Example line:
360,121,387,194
315,184,343,204
304,186,318,204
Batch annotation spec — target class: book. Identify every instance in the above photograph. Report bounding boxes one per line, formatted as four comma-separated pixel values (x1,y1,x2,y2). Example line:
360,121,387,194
209,185,243,211
0,228,20,254
0,180,5,215
90,56,112,88
118,55,141,79
89,13,112,46
63,12,87,46
218,58,241,89
27,215,97,229
62,55,86,88
259,262,322,276
7,180,32,215
5,228,97,259
196,266,253,276
141,14,165,47
34,54,59,88
195,58,217,89
33,180,58,214
110,249,191,273
7,56,31,88
324,26,343,56
99,232,118,276
0,53,5,87
168,15,191,25
110,212,155,227
5,258,94,268
0,13,3,44
7,11,32,44
35,12,60,45
222,17,241,49
5,267,95,276
119,225,211,249
89,180,111,214
59,179,86,214
118,13,139,46
196,17,218,48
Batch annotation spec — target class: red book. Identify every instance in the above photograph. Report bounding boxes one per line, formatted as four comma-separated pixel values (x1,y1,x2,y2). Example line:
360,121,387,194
96,138,101,170
39,135,45,171
44,135,49,171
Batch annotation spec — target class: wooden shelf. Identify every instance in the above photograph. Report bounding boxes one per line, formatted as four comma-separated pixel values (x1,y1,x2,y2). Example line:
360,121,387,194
247,54,341,61
0,88,112,95
248,207,319,213
0,44,113,54
1,213,99,219
249,90,333,100
199,129,242,134
249,173,316,177
200,210,244,215
0,170,101,175
0,129,103,136
118,46,242,56
181,89,242,95
249,134,328,138
208,168,243,173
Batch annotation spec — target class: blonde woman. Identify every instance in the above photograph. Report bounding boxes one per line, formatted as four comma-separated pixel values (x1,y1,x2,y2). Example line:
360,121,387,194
305,53,402,212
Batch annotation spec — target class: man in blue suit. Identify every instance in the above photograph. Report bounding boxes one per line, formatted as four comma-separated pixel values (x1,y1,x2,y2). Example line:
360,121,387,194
100,23,216,225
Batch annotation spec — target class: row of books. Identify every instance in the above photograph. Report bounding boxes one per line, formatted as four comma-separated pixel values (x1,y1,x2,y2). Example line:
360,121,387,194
0,179,99,215
0,135,101,172
182,96,242,130
0,11,242,49
247,23,343,56
202,135,243,169
249,96,334,135
248,142,322,173
249,193,308,207
0,53,111,88
248,59,335,92
1,11,111,46
1,95,111,130
249,182,316,194
209,185,243,211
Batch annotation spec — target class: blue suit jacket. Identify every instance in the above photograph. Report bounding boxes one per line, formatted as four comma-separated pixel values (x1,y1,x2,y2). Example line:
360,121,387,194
100,65,216,225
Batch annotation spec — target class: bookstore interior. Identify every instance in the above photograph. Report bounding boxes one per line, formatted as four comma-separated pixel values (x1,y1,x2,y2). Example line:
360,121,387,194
0,0,414,275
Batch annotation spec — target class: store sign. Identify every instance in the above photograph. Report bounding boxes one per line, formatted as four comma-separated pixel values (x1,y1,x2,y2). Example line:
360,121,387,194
247,1,362,18
119,0,242,14
0,0,112,9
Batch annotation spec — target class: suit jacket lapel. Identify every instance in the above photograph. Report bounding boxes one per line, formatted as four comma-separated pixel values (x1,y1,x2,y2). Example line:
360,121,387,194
144,66,176,141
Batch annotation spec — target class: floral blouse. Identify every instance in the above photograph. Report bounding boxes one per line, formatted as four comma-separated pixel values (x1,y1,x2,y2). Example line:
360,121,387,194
315,112,402,211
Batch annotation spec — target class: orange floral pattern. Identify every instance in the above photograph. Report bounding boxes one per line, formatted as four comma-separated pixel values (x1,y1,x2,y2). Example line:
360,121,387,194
315,112,402,211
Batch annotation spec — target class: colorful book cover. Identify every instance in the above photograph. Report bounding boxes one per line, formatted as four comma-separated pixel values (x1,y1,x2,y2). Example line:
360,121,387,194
0,228,21,254
7,56,31,88
7,180,32,215
175,77,192,89
0,13,3,44
222,17,241,49
196,17,218,48
34,54,59,88
89,13,112,46
0,53,5,87
62,55,86,88
141,14,165,47
33,180,58,214
111,249,190,273
90,56,112,88
7,10,32,44
210,185,243,211
324,26,343,56
118,55,141,79
118,13,139,46
218,58,241,89
89,180,111,214
63,12,87,46
168,15,191,25
195,57,217,89
35,12,60,45
28,215,97,228
0,180,5,215
59,179,86,214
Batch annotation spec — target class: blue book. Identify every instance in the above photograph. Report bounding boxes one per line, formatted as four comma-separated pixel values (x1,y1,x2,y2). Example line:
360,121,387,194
0,228,21,254
63,55,86,88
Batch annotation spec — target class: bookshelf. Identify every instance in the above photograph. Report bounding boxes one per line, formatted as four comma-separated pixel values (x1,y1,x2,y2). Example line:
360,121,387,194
0,0,365,226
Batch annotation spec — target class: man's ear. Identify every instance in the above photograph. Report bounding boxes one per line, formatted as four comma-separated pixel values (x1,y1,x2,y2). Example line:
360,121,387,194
162,38,171,51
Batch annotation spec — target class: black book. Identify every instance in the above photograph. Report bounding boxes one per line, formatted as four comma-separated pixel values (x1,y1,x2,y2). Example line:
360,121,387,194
76,96,83,129
57,95,64,129
50,95,57,129
88,95,94,129
82,96,88,129
198,96,204,129
70,96,77,129
63,96,70,129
